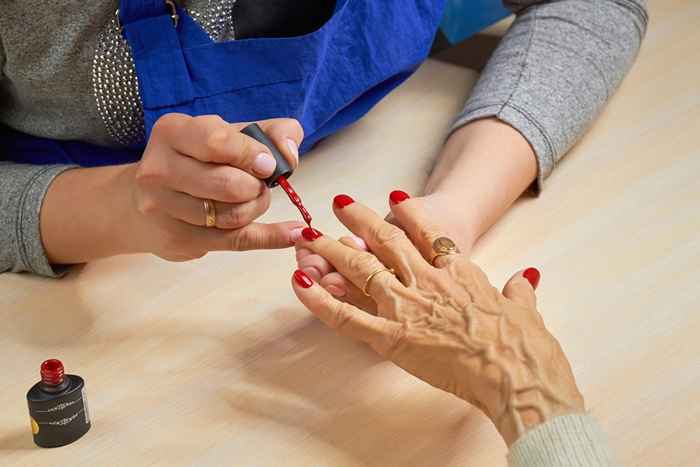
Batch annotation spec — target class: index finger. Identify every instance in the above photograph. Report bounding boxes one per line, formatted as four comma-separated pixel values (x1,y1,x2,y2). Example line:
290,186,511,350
297,228,405,302
291,269,401,357
154,114,301,178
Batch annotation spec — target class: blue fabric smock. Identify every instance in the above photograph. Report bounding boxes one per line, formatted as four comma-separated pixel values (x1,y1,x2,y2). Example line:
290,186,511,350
1,0,446,166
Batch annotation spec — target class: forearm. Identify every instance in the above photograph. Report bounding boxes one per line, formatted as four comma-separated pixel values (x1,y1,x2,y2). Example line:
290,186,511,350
424,118,537,246
1,163,76,276
455,0,648,187
40,164,137,264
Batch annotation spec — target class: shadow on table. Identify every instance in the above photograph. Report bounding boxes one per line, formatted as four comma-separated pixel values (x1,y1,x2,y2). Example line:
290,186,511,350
220,308,489,466
433,33,503,72
0,429,35,451
4,265,96,347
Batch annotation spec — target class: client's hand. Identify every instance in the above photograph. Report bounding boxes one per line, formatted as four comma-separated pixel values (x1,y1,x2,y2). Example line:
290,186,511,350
291,194,584,447
295,192,473,311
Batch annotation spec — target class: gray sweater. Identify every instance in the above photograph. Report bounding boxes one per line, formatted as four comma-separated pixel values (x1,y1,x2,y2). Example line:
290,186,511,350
0,0,648,278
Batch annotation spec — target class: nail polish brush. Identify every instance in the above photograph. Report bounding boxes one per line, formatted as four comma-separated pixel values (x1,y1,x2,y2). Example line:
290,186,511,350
241,123,313,227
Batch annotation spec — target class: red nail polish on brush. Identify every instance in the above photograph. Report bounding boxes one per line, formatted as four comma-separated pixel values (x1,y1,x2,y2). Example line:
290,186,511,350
293,269,314,288
333,194,354,209
241,123,313,227
389,190,410,205
301,227,323,241
523,267,541,289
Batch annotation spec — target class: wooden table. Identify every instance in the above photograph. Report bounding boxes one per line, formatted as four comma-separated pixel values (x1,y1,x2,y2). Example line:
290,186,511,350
1,1,698,465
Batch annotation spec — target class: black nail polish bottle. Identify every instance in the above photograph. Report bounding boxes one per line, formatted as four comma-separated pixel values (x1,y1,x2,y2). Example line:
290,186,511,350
26,359,91,448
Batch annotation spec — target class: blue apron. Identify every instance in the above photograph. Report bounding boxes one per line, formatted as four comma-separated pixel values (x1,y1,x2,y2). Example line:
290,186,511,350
1,0,445,166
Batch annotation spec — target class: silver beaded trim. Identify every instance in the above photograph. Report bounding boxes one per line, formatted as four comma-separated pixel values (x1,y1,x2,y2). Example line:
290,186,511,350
92,14,146,147
91,1,237,146
189,0,237,42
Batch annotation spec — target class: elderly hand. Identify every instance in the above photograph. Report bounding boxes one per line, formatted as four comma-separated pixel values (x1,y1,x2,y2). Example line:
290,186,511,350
291,193,584,446
295,192,476,311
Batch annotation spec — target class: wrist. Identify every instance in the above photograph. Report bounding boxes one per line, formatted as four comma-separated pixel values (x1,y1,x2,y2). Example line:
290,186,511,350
495,390,585,447
41,164,138,264
423,119,538,249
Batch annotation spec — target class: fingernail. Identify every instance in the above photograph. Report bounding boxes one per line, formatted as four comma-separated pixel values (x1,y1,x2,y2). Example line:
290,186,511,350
286,139,299,163
252,152,276,177
523,267,541,289
333,194,354,209
326,285,347,297
351,235,368,250
389,190,410,205
301,227,323,241
293,269,314,288
290,227,304,243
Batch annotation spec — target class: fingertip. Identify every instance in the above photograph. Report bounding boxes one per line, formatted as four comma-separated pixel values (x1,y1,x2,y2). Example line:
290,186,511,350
286,139,299,166
389,190,411,206
293,269,314,289
502,268,538,308
290,227,304,244
523,267,541,290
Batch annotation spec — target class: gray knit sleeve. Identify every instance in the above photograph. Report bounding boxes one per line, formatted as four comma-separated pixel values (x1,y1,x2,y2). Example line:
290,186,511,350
508,413,619,466
0,162,76,277
452,0,648,189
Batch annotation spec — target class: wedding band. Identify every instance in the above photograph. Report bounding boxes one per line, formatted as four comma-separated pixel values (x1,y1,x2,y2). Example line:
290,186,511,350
430,237,460,266
203,199,216,228
362,268,396,297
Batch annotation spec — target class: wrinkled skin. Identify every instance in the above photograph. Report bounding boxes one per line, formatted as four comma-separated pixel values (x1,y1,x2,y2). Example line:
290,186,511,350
291,195,584,446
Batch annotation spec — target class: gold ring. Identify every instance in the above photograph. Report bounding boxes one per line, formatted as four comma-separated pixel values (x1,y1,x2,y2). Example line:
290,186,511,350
203,199,216,228
430,237,460,266
362,267,396,297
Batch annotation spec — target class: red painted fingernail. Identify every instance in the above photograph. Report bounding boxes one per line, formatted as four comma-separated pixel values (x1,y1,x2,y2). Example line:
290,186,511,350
333,194,355,209
523,267,541,289
293,270,314,288
389,190,410,205
301,227,323,241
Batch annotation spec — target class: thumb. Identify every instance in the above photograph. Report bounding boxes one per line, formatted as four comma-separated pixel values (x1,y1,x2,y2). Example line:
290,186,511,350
224,221,305,250
502,267,540,309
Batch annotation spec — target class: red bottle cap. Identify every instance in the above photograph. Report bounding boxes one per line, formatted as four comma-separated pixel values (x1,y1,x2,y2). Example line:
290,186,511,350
40,359,65,386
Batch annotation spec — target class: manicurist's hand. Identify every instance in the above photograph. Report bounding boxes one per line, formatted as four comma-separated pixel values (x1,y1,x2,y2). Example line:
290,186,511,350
41,115,305,264
291,194,584,447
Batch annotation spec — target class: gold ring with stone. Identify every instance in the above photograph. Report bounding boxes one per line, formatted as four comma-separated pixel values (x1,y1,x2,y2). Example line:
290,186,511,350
430,237,460,266
203,199,217,228
362,268,396,297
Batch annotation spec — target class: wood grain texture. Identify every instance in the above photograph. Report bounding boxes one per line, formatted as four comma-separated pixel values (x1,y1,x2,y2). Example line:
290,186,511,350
1,1,697,465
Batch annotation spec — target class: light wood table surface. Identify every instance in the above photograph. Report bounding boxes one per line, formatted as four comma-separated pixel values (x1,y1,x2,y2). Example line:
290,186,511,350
1,1,698,465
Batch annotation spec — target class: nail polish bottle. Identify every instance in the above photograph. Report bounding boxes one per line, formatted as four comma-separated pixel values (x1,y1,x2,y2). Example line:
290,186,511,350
26,359,91,448
241,123,294,187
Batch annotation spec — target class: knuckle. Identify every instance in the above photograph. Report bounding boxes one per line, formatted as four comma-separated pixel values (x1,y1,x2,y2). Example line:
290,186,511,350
136,196,159,216
347,251,378,273
205,128,229,159
237,133,256,163
152,113,185,135
418,225,442,243
384,323,407,355
224,205,250,228
368,222,406,247
229,228,262,251
195,114,225,126
213,173,238,202
134,162,165,187
330,301,354,331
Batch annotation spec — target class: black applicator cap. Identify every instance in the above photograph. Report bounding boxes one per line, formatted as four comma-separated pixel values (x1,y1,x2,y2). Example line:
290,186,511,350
241,123,294,188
